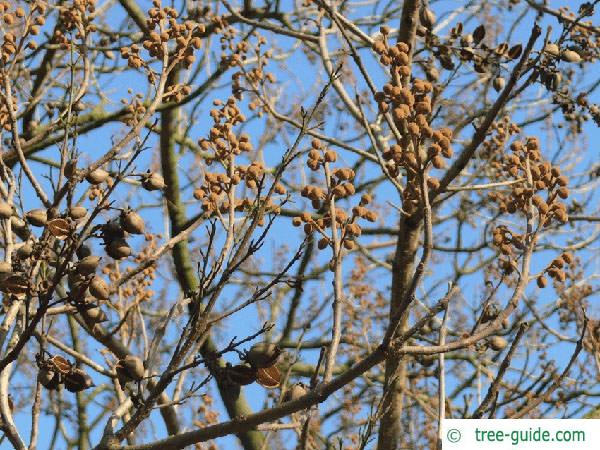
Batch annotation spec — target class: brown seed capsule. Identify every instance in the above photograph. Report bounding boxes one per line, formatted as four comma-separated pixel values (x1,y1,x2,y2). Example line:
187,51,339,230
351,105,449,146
115,355,145,385
69,206,88,220
488,336,508,351
544,43,560,57
493,77,506,92
49,355,72,374
0,261,11,275
120,210,145,234
89,276,109,300
37,368,60,390
86,169,109,185
77,245,92,259
227,364,257,385
82,305,108,323
318,237,330,250
17,242,33,259
141,172,166,191
561,50,581,63
245,342,282,369
0,201,12,219
65,159,78,179
537,276,547,288
25,209,47,227
106,238,131,259
47,218,71,239
64,368,95,392
419,7,436,29
561,252,573,264
1,274,28,295
256,365,281,389
76,256,101,276
283,382,308,402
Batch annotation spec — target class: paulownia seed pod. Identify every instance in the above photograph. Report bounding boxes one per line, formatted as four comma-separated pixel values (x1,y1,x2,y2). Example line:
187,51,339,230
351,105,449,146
544,43,560,57
227,364,257,385
86,169,109,185
245,342,281,369
64,368,95,392
120,209,145,234
0,201,12,219
37,368,60,390
77,244,92,259
283,382,308,402
488,336,508,351
80,302,108,323
493,77,506,92
26,209,47,227
89,276,109,300
69,206,88,220
141,172,166,191
16,243,33,259
115,355,145,385
0,261,11,275
76,256,101,276
106,238,131,259
561,49,581,63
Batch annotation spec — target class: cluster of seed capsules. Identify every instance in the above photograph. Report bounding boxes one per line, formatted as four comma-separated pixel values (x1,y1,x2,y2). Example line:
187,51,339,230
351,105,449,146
488,137,570,225
1,3,44,62
376,75,454,214
293,139,377,255
120,0,204,74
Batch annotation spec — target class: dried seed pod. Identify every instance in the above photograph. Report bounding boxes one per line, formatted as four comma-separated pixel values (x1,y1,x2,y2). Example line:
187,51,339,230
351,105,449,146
561,50,581,63
16,242,33,259
537,276,547,288
89,276,109,300
283,382,308,402
26,209,47,227
64,368,95,392
115,355,145,385
49,355,72,375
120,209,145,234
141,172,166,191
256,365,281,389
1,274,28,295
0,261,11,275
493,77,505,92
561,252,573,264
77,244,92,259
86,169,109,185
419,7,436,29
544,43,560,57
0,201,12,219
227,364,257,385
69,206,88,220
481,301,500,323
10,215,27,231
76,256,100,276
37,368,60,390
47,218,71,239
82,304,107,323
65,159,78,179
106,238,131,259
488,336,508,351
245,342,282,369
103,220,125,242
